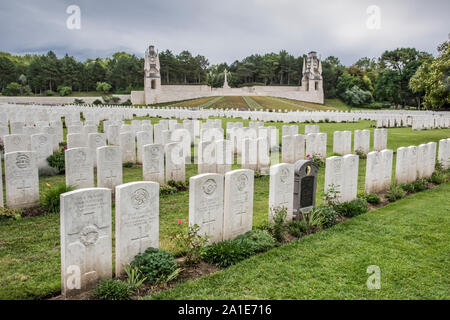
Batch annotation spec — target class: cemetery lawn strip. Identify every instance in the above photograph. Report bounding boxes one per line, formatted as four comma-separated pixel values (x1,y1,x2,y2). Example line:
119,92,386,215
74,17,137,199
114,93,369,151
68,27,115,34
209,96,250,110
149,182,450,300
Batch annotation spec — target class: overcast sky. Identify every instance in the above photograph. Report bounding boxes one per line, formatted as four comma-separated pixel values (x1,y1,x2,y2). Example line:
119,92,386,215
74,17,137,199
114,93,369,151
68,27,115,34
0,0,449,65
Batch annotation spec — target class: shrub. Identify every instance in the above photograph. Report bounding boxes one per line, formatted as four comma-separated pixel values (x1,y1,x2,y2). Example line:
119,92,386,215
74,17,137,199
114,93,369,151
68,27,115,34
57,85,72,96
41,184,75,214
268,206,288,242
306,153,325,167
234,229,276,253
121,99,132,106
2,82,21,96
123,264,146,291
386,185,406,202
45,90,55,96
334,198,368,217
429,171,445,184
342,85,374,106
287,220,307,237
167,180,188,191
94,279,133,300
355,149,367,159
435,160,444,172
324,184,340,206
92,99,102,105
299,208,325,233
47,151,65,173
73,98,85,104
0,207,23,220
412,179,428,192
123,162,133,168
171,223,209,265
314,205,339,228
160,184,178,196
103,95,120,104
96,81,112,93
400,183,415,193
202,239,254,268
365,193,381,204
130,248,178,284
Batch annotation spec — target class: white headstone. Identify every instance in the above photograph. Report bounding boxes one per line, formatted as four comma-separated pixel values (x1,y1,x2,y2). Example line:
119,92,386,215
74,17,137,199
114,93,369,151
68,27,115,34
60,188,112,297
67,133,87,149
269,163,294,221
65,147,94,189
120,132,136,163
165,142,185,183
189,173,224,243
223,169,254,240
4,134,31,153
136,131,152,164
142,144,165,184
97,146,123,191
5,151,39,208
31,133,53,171
88,133,106,168
115,181,159,276
373,128,387,151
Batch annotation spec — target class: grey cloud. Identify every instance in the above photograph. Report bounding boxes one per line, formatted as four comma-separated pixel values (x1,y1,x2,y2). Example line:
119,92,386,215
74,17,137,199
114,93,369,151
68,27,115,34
0,0,448,65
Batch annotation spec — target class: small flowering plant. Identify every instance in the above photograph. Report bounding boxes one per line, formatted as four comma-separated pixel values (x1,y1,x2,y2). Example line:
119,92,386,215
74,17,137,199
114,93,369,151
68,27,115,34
308,153,325,168
171,221,209,265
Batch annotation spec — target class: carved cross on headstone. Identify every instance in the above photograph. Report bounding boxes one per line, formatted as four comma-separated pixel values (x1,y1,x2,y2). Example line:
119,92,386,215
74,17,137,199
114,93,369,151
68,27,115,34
105,169,117,185
17,180,32,198
131,225,149,253
202,208,216,235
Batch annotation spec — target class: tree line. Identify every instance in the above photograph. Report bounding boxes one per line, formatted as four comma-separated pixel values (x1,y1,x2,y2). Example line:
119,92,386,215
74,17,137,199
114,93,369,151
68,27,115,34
0,40,448,109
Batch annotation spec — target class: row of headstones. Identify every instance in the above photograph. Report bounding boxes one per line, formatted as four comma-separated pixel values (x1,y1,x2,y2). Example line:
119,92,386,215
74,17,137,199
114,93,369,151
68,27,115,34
412,117,450,130
65,143,186,191
325,140,441,200
2,104,449,127
332,129,388,155
60,169,255,297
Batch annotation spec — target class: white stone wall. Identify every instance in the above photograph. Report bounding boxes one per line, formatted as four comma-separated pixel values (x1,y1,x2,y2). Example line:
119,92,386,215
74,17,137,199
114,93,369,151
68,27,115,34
131,84,324,105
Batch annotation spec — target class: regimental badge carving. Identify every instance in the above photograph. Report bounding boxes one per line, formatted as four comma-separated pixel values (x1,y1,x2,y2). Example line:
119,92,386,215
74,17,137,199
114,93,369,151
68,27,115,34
15,153,30,169
151,147,160,158
12,136,21,145
39,136,47,145
105,148,115,161
280,167,289,183
202,179,217,196
75,150,86,162
237,174,248,191
80,225,99,246
131,188,149,209
95,135,102,144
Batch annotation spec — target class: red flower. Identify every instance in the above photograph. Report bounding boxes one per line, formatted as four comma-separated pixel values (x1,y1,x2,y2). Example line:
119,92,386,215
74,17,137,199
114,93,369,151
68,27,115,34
306,154,310,158
177,220,182,224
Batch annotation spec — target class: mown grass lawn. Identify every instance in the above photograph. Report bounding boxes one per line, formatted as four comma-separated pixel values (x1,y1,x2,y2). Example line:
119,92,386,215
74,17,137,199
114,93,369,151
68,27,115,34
149,182,450,300
0,114,449,299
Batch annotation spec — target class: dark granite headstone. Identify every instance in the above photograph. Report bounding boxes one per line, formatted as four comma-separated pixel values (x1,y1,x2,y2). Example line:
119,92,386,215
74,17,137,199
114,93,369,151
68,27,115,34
293,160,319,218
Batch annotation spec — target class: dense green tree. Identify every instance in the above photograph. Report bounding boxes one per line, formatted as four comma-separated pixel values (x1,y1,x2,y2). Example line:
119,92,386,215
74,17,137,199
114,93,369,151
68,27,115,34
0,56,17,91
410,41,450,109
322,56,345,98
376,48,432,107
